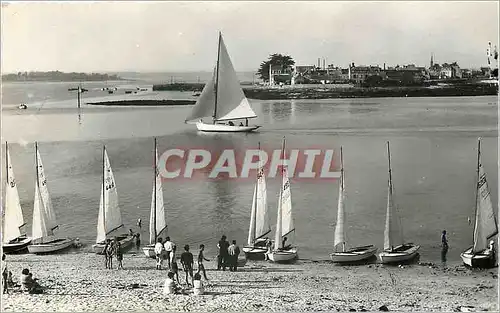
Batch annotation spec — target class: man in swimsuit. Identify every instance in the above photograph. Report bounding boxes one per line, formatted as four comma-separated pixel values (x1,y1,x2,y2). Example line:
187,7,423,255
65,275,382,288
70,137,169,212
197,244,210,280
180,245,194,287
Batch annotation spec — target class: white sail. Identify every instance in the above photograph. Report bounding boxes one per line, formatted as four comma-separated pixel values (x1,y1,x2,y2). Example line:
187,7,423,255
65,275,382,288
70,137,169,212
280,161,294,237
333,167,346,248
185,68,216,123
274,190,283,250
36,147,58,231
384,150,404,251
214,35,257,121
96,149,123,244
149,146,167,244
247,164,270,245
32,182,52,241
3,148,25,243
472,156,498,253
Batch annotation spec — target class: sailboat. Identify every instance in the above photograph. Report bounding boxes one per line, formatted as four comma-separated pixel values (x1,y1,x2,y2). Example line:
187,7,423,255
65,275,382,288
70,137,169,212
378,141,420,264
184,32,260,132
243,142,272,259
267,137,298,263
330,147,377,263
460,138,498,268
28,143,74,254
3,142,32,253
92,146,134,254
143,138,168,258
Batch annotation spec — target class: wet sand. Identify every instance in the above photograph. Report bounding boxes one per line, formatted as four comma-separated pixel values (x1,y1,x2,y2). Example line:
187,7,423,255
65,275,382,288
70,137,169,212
1,252,497,312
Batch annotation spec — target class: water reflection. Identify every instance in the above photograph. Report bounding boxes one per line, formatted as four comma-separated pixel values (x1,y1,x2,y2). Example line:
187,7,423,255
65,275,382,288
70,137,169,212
347,101,381,115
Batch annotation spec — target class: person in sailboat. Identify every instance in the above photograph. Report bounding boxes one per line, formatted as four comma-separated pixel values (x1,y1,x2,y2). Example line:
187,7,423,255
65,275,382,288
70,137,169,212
245,118,248,126
488,240,496,265
154,237,164,270
239,122,244,126
197,244,210,280
282,237,292,251
228,121,234,126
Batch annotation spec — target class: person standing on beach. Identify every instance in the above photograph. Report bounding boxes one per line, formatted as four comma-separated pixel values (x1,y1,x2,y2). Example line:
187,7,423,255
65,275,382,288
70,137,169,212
107,239,116,269
217,235,229,271
228,240,240,272
104,239,110,269
180,245,194,287
135,233,141,250
164,237,174,269
197,244,210,280
2,254,8,294
116,242,124,269
155,237,164,270
441,230,449,262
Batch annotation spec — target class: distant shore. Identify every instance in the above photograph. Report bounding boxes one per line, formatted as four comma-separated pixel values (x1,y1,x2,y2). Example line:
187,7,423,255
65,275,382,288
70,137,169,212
87,99,196,106
2,252,497,312
153,82,499,100
2,71,124,82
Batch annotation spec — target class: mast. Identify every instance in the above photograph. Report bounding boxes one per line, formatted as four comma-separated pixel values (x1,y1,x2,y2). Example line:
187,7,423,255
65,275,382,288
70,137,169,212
280,137,285,242
5,141,8,192
153,138,157,241
34,142,42,243
213,32,221,124
386,141,393,250
252,142,261,242
102,145,106,237
340,146,345,252
472,138,481,247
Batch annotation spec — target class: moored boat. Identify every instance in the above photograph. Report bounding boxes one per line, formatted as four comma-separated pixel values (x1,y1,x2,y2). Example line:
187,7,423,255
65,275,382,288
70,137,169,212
3,142,32,253
460,138,498,268
185,32,260,133
266,138,298,263
142,138,168,258
243,142,272,260
92,146,134,254
28,142,74,254
330,147,377,263
378,141,420,264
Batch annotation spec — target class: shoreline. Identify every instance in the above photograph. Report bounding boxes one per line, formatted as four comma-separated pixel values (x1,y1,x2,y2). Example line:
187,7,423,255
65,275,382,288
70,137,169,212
86,99,195,106
2,252,497,312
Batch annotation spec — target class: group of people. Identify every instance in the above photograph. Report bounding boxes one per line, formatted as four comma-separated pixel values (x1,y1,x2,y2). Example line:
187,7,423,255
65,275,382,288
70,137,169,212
103,238,124,270
2,254,43,295
217,235,241,271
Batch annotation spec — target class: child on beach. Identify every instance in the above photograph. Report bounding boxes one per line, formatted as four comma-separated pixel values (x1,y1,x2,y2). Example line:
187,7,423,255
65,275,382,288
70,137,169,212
163,271,182,295
170,259,180,284
197,244,210,280
20,269,44,294
180,245,194,287
116,242,124,269
193,273,204,295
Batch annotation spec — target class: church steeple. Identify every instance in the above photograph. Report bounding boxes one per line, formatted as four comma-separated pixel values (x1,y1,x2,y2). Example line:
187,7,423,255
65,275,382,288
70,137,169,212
430,53,434,68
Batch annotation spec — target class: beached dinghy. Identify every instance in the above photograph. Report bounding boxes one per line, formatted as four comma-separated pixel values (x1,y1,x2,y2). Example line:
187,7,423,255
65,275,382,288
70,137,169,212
243,143,272,260
28,143,74,254
92,146,134,254
185,32,260,133
267,138,298,263
330,147,377,263
143,138,168,258
378,142,420,264
460,138,498,268
3,143,32,253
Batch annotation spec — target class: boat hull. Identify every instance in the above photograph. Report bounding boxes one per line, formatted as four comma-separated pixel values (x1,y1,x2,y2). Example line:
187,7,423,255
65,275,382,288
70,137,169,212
3,237,32,254
92,235,135,254
460,247,496,268
142,244,157,258
267,248,298,263
28,238,75,254
243,245,269,260
330,245,378,263
196,122,260,133
379,244,420,264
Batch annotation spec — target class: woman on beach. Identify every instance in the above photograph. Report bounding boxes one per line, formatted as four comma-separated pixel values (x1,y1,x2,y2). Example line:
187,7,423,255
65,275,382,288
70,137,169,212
20,269,44,294
197,244,210,280
193,272,204,295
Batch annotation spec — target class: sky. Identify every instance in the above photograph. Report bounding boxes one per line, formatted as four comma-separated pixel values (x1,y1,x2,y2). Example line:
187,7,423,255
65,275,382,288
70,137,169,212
1,1,499,73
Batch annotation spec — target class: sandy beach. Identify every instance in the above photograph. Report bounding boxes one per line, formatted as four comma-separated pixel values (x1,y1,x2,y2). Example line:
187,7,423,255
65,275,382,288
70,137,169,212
1,250,498,312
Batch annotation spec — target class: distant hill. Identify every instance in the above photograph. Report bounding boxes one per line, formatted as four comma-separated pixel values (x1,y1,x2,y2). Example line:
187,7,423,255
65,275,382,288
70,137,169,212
2,71,123,82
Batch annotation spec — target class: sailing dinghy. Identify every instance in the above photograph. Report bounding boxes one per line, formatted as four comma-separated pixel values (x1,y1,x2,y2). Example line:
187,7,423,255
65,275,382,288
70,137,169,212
460,138,498,268
243,143,272,259
92,146,134,254
3,142,32,253
185,32,260,132
267,138,298,263
378,141,420,264
330,147,377,263
28,143,74,254
143,138,168,258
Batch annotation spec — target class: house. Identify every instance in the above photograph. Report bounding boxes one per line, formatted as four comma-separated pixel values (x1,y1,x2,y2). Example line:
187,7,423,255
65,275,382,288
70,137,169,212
350,64,382,84
440,62,461,79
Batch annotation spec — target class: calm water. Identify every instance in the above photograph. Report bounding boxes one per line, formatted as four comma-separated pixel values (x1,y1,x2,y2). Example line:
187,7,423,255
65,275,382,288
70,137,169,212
1,80,498,264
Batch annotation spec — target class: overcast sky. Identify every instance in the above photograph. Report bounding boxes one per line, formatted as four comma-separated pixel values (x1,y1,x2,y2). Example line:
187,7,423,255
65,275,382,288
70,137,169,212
1,1,498,73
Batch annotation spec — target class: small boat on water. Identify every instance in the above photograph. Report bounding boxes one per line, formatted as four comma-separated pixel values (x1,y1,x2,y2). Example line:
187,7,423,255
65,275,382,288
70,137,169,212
92,146,134,254
185,32,260,133
460,138,498,268
243,143,272,260
143,138,168,258
18,103,27,110
267,138,298,263
28,143,74,254
378,141,420,264
3,142,32,253
330,147,377,263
